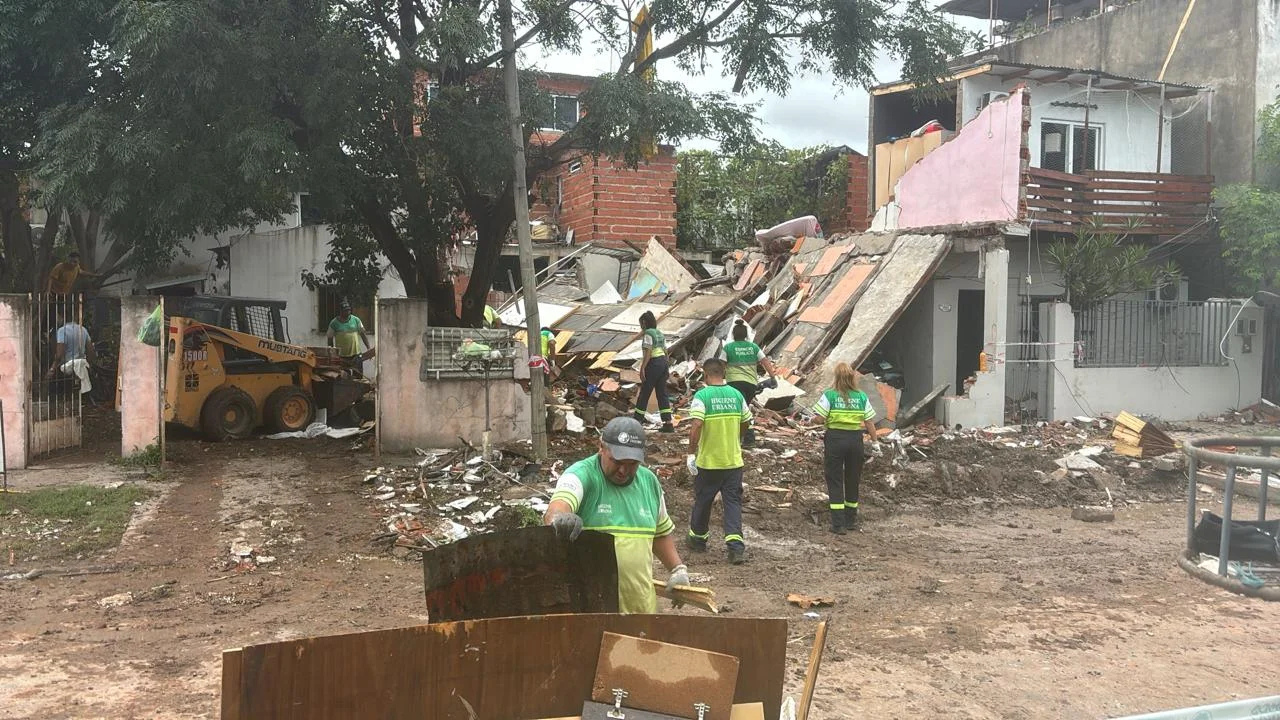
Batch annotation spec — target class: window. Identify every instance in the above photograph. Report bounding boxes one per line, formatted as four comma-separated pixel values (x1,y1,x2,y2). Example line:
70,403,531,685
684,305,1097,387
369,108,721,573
300,193,325,226
1040,122,1101,174
317,287,374,333
547,95,580,132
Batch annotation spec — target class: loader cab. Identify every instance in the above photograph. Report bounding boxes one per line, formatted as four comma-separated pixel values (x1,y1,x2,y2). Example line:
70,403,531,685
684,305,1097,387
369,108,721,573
167,296,289,342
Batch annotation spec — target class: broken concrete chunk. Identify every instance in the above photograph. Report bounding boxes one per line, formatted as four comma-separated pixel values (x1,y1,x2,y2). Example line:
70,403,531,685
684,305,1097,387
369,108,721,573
1071,505,1115,523
1055,453,1103,472
1152,455,1181,472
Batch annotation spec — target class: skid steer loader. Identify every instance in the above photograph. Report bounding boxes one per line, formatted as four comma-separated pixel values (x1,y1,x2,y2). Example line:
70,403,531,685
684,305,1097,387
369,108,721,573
162,299,372,440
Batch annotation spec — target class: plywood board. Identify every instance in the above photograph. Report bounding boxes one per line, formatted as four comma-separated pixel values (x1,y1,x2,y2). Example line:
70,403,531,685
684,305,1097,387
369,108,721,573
603,302,671,333
421,527,618,622
223,614,788,720
815,234,951,391
500,300,578,329
592,633,739,720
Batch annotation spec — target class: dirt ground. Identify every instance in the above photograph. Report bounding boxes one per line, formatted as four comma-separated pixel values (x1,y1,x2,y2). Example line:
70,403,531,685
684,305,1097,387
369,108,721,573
2,419,1280,719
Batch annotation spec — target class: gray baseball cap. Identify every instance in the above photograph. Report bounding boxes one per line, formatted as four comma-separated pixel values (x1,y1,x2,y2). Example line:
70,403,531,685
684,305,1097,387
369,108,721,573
601,416,646,462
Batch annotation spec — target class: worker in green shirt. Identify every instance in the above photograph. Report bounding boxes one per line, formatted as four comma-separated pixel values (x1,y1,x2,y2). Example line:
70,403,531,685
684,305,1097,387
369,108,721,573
326,299,374,371
483,304,501,328
634,310,674,432
685,358,753,565
719,319,778,447
811,362,879,534
544,416,690,613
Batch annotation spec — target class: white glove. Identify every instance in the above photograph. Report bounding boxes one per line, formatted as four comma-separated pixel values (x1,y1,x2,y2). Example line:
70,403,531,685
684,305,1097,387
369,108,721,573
668,564,690,589
667,564,690,608
549,512,583,541
686,454,698,476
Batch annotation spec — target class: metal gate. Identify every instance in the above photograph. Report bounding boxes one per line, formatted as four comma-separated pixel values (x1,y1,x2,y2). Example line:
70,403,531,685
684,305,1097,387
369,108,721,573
28,292,83,460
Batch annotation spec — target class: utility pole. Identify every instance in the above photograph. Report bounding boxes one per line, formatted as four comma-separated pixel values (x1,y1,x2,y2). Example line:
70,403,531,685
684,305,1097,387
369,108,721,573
499,0,548,460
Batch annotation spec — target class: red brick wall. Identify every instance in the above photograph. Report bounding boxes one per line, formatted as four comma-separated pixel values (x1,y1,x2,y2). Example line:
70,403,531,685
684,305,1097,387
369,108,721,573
828,152,871,234
531,150,678,250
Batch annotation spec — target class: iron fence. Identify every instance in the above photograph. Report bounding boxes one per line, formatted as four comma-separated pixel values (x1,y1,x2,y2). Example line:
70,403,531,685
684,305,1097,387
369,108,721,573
420,327,518,380
1074,299,1236,368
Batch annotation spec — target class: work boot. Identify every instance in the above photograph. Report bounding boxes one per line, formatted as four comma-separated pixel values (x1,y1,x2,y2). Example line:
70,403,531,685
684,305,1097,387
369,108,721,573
727,545,747,565
829,510,847,535
686,535,708,553
660,422,675,433
846,507,862,532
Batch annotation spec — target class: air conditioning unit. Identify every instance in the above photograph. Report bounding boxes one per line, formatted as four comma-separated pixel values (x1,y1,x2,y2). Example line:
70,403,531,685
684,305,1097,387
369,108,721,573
1146,280,1188,302
977,91,1009,111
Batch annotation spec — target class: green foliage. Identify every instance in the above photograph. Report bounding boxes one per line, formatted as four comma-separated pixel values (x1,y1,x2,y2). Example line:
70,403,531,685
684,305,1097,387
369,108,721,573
1,484,151,562
24,0,978,323
1045,220,1182,307
1215,98,1280,293
111,444,163,472
675,143,853,250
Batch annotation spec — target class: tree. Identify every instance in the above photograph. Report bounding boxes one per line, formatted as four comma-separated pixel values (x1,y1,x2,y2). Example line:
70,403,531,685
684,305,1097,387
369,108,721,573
675,142,853,251
1215,97,1280,293
34,0,978,325
1045,220,1181,307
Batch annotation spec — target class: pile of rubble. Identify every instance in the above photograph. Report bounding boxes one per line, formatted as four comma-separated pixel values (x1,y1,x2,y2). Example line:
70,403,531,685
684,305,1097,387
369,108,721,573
362,446,553,555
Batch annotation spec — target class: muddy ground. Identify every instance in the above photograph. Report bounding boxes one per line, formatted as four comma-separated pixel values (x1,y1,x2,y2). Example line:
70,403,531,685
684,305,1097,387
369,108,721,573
2,420,1279,719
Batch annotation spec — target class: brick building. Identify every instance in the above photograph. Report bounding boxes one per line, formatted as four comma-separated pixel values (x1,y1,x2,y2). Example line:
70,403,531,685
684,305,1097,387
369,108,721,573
827,151,871,235
525,72,679,251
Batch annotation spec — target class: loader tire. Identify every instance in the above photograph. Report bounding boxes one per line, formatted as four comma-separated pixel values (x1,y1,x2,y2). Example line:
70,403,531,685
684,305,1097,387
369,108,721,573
200,386,257,441
265,386,316,434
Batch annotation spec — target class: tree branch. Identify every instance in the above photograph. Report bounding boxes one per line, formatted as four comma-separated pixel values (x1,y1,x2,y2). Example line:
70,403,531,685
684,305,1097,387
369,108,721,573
474,0,585,69
633,0,747,76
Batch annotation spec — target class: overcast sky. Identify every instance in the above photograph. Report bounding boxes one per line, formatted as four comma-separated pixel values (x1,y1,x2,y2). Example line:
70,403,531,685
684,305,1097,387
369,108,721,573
532,1,987,153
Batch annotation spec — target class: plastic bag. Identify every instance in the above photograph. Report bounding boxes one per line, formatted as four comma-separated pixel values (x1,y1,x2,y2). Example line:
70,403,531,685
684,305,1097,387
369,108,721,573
137,304,163,347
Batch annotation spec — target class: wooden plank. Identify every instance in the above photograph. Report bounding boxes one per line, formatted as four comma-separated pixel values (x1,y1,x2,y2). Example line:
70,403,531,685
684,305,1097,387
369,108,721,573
1032,223,1205,237
796,621,829,720
221,649,243,720
1085,169,1214,183
1116,411,1148,433
227,615,788,720
653,579,719,613
1113,442,1145,458
592,632,740,720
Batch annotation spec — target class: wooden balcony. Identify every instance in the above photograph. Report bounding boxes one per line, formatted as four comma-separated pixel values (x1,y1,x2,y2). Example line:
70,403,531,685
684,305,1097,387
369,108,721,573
1024,168,1213,237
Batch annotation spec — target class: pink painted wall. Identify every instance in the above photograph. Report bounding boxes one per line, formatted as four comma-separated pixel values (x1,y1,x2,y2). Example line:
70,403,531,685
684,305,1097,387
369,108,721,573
896,88,1026,229
0,296,29,470
119,297,162,456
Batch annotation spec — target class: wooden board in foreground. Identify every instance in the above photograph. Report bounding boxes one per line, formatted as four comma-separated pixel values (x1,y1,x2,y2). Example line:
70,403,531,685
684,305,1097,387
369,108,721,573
537,701,765,720
592,632,740,720
221,614,786,720
653,579,719,613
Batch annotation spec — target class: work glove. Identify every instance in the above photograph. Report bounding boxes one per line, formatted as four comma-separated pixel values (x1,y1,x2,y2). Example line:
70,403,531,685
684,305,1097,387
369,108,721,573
667,564,690,609
758,377,778,391
549,512,583,541
686,454,698,477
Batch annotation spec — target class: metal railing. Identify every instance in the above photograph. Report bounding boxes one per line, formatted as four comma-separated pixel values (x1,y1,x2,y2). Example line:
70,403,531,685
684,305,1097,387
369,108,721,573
1182,436,1280,599
1074,300,1235,368
420,327,517,380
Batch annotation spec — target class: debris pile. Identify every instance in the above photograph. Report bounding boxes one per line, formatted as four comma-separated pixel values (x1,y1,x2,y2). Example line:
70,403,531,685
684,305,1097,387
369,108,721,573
363,446,552,555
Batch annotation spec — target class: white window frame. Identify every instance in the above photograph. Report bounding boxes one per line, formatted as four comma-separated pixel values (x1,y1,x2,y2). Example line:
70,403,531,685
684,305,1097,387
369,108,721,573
1040,120,1104,174
542,94,580,132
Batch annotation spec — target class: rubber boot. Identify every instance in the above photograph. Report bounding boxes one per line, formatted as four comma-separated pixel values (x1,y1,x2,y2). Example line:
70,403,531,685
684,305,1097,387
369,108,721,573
660,422,675,433
829,510,847,535
727,544,747,565
846,506,861,532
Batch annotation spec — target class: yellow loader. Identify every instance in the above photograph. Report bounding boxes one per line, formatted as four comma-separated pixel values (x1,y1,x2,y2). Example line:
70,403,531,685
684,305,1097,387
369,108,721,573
163,302,371,440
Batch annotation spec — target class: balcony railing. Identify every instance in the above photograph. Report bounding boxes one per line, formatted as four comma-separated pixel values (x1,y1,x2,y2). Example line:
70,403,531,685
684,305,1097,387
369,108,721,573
1024,168,1213,237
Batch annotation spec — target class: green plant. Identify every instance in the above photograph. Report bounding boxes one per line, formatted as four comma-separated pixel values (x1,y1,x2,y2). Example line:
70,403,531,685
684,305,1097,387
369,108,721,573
1045,219,1182,307
1,484,151,562
1215,97,1280,293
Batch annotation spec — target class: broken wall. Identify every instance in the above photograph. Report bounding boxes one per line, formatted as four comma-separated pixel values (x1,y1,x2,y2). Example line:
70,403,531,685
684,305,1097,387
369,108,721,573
119,297,161,457
895,89,1027,229
0,296,29,470
375,299,531,451
544,151,678,250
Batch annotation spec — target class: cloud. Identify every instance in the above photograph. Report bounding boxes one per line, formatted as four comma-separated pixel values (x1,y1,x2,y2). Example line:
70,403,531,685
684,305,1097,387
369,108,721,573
530,1,986,153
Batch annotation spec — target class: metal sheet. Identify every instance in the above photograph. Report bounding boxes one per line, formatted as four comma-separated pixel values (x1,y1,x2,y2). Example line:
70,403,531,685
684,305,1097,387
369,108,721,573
603,303,671,333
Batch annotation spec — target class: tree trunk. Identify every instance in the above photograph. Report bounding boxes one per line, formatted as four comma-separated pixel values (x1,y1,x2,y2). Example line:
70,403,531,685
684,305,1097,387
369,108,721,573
460,190,516,328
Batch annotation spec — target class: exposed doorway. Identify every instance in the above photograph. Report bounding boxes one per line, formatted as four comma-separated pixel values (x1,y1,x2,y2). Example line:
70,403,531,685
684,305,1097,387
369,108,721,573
956,289,985,392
